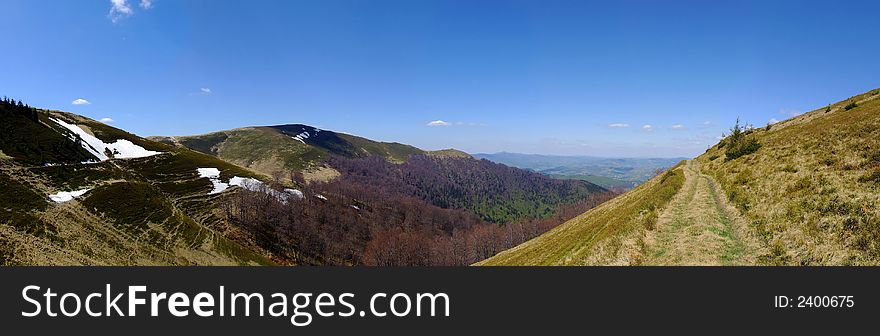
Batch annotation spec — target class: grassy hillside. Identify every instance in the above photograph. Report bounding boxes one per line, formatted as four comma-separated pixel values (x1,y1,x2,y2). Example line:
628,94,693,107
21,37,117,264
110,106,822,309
481,88,880,266
335,133,424,162
154,124,432,180
0,101,97,164
427,149,473,158
0,106,274,265
698,88,880,265
151,127,325,174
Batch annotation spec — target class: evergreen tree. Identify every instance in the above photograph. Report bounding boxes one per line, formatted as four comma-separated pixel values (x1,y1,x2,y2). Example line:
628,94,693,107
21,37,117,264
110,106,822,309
724,117,761,160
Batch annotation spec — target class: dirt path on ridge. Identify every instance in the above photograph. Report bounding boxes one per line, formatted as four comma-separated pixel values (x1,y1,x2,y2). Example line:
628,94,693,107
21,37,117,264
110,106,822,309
644,160,762,265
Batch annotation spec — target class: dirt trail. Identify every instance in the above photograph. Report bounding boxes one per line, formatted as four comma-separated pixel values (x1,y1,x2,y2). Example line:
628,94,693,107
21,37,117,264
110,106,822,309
645,160,761,265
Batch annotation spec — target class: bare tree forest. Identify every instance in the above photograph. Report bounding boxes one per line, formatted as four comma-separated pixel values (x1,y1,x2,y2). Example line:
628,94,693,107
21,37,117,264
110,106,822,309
221,155,617,265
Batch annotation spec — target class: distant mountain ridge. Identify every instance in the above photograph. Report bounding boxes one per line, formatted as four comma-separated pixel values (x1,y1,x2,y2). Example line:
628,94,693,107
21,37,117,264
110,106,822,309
473,152,686,189
151,124,465,181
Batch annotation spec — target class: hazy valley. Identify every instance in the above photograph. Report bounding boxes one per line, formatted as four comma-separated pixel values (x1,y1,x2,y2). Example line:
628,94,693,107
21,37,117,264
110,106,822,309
474,152,685,190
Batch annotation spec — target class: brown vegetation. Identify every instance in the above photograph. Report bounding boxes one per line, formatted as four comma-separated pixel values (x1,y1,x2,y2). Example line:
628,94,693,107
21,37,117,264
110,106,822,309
222,164,616,266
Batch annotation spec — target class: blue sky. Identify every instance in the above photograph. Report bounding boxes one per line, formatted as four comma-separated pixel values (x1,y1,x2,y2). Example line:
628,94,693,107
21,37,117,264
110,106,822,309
2,0,878,157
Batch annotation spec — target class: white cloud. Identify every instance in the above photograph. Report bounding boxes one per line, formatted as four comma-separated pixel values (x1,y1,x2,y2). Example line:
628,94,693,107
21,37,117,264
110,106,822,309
99,117,114,123
108,0,133,23
426,120,452,127
108,0,153,23
700,121,712,128
72,98,91,105
671,124,686,129
608,123,630,128
189,87,213,96
642,124,654,131
769,118,780,125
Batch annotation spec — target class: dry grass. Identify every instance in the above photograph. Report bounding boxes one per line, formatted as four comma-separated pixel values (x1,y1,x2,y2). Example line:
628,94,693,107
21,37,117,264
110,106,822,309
644,161,764,265
302,166,341,183
699,88,880,265
0,175,269,265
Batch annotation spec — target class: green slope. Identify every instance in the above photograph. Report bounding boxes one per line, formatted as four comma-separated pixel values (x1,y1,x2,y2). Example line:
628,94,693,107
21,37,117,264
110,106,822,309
153,127,324,174
427,148,473,158
698,88,880,265
152,124,436,179
1,107,273,265
0,104,97,165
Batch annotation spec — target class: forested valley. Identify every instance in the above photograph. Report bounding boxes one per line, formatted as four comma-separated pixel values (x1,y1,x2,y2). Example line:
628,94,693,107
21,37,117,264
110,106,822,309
222,154,616,265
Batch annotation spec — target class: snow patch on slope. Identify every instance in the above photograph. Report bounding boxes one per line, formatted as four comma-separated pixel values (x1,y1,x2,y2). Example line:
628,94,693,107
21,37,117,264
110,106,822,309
285,188,304,199
292,131,310,144
197,167,229,194
50,117,161,161
196,168,304,203
228,176,262,190
290,127,322,144
49,189,91,203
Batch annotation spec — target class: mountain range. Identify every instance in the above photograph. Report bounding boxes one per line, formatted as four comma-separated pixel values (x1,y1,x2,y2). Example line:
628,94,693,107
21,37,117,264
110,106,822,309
149,125,445,180
4,87,877,266
0,98,611,265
